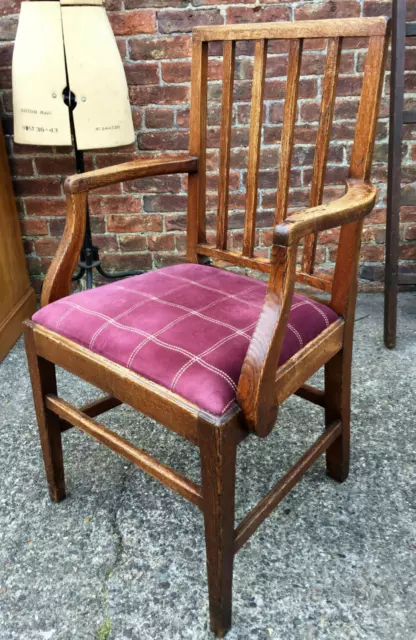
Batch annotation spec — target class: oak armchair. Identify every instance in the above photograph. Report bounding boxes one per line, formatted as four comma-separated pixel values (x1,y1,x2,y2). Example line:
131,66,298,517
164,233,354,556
24,17,389,638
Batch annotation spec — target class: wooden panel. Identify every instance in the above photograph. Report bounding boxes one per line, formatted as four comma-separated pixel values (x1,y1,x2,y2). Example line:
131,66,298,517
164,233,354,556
61,5,134,150
275,39,303,225
243,39,267,257
47,395,203,508
12,1,71,146
302,37,342,273
193,18,388,42
187,39,208,261
0,123,36,359
217,40,236,251
0,289,36,361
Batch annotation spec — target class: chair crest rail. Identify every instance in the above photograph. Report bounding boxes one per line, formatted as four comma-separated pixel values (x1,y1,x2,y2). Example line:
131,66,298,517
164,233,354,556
193,17,388,41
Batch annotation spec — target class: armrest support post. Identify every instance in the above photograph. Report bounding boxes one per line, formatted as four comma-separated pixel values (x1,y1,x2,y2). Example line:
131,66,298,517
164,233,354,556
237,179,376,437
237,241,299,437
41,191,87,307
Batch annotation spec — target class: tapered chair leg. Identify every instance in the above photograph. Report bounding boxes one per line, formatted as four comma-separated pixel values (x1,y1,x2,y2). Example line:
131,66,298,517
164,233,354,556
24,325,66,502
199,420,237,638
325,348,351,483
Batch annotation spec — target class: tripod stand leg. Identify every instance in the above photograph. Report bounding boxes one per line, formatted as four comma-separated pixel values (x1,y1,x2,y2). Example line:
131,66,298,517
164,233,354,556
96,264,144,279
72,266,86,282
70,148,146,288
86,264,93,289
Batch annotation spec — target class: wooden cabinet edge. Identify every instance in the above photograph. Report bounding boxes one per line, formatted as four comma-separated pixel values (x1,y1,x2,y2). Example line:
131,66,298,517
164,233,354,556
0,287,36,361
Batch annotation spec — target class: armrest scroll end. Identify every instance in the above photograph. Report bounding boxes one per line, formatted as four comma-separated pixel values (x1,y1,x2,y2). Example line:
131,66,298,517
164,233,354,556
274,179,377,247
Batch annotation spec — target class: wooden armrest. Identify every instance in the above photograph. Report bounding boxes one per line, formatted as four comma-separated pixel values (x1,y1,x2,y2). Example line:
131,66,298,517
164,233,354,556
41,153,199,306
274,180,376,246
64,153,199,194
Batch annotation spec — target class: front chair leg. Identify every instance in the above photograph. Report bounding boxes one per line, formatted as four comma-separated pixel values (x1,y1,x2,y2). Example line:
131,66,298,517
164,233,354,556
325,348,351,483
24,325,66,502
199,419,237,638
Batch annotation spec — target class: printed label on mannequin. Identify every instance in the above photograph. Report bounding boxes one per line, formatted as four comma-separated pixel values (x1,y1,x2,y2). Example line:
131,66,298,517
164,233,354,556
95,125,121,131
22,126,59,134
20,105,62,136
21,108,53,116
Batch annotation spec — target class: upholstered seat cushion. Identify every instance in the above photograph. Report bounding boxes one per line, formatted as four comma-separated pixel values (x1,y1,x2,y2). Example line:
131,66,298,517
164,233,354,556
32,264,339,417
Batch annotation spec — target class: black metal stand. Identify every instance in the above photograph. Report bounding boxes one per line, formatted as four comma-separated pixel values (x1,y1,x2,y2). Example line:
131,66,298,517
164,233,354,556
71,148,144,289
64,88,144,290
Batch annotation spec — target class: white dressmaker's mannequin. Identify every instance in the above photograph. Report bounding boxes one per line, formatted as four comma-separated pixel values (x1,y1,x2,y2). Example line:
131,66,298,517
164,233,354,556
12,0,140,287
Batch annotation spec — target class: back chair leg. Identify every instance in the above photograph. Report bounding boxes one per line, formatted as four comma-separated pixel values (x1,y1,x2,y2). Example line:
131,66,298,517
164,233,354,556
199,420,237,638
324,348,351,483
24,326,66,502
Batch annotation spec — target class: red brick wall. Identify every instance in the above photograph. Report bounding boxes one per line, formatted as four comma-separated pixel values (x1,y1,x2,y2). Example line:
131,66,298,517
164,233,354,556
1,0,415,294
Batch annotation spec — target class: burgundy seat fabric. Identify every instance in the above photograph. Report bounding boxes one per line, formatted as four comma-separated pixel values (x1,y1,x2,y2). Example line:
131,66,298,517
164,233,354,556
33,264,339,417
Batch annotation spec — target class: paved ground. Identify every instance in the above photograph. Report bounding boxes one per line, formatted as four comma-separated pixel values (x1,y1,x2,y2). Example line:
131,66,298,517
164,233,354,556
0,293,415,640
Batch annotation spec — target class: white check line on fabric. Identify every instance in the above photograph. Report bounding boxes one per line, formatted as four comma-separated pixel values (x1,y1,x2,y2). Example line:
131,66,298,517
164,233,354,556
171,317,258,391
161,270,266,310
124,286,258,370
116,281,259,345
88,281,188,351
169,279,262,390
287,322,304,349
55,306,76,330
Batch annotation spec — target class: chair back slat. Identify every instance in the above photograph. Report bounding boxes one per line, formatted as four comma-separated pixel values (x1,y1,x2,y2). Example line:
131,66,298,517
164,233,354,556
217,40,236,251
275,39,303,225
187,39,208,260
242,39,267,258
302,37,342,273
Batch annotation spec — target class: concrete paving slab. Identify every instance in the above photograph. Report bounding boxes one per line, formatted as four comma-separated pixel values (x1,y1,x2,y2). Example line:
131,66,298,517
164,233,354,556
0,293,415,640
